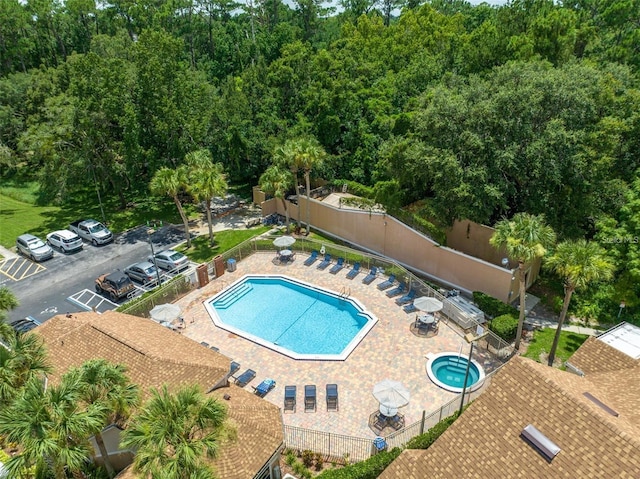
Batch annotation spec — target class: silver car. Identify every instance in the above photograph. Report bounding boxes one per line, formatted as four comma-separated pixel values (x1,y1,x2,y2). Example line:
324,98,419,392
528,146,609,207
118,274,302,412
46,229,83,253
149,250,189,271
124,261,160,285
16,234,54,262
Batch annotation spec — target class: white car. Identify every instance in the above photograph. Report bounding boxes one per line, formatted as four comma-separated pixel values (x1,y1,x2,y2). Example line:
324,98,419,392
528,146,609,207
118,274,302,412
149,250,189,271
46,229,83,253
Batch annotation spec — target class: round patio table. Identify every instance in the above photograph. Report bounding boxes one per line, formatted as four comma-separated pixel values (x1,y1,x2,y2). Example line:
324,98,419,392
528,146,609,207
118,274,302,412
418,314,435,325
279,249,293,260
379,404,398,417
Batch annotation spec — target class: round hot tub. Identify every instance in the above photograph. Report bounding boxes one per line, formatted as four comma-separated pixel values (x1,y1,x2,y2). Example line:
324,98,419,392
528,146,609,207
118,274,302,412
426,352,485,393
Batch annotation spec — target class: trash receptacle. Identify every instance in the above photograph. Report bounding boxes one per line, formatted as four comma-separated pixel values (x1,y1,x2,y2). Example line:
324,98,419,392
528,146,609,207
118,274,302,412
227,258,237,272
373,436,387,453
196,264,209,288
213,255,225,278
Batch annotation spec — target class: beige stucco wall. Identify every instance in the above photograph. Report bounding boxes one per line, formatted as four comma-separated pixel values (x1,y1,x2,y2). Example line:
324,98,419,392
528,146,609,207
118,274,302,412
264,196,516,302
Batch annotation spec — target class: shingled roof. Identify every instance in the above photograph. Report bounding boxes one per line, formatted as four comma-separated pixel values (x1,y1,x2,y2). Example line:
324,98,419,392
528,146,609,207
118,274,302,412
379,355,640,478
567,335,639,375
36,311,283,479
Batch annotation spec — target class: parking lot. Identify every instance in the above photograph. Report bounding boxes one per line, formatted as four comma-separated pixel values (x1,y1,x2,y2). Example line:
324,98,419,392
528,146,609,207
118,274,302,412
3,224,194,325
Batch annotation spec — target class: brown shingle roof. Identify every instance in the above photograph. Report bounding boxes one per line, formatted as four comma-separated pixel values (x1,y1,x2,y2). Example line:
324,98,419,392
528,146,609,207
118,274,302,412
36,311,283,479
380,356,640,479
566,336,638,375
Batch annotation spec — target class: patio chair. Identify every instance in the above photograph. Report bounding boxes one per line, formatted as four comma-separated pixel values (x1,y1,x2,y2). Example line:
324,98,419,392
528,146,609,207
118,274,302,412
304,385,317,412
362,267,378,285
329,257,345,274
284,385,297,412
304,250,319,266
200,341,210,347
326,384,338,411
317,254,332,270
253,378,276,398
386,282,407,297
229,361,241,376
234,369,256,388
346,262,361,279
395,289,416,305
377,274,396,290
403,302,418,313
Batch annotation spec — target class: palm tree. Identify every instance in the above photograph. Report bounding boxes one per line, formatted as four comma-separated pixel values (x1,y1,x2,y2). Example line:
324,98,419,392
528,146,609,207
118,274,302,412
150,166,192,248
545,240,614,366
0,375,104,479
0,286,19,340
490,213,556,350
186,149,229,244
121,384,232,479
66,359,140,478
259,164,295,233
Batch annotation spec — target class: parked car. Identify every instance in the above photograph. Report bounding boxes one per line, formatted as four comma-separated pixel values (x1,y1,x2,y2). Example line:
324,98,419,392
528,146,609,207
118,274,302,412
16,234,54,262
12,316,41,334
95,271,136,301
149,250,189,271
46,229,83,253
124,261,159,285
69,219,113,246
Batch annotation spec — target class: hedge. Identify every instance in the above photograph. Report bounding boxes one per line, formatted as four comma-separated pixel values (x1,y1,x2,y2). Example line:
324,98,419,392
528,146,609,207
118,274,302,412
489,314,519,341
404,413,459,449
473,291,518,318
315,448,401,479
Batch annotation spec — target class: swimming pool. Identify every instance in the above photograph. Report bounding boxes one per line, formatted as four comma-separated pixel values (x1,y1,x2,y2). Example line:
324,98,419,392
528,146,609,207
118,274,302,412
204,275,377,360
426,352,485,393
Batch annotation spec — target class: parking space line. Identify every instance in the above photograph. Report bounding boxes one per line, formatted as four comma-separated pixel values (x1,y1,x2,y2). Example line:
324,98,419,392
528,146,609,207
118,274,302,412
0,257,46,281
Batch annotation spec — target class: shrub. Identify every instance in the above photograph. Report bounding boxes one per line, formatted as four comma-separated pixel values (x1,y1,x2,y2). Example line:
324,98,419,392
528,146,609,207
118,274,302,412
331,180,374,199
405,413,459,449
315,452,325,471
301,449,315,468
489,314,519,341
473,291,518,318
316,448,402,479
285,451,297,467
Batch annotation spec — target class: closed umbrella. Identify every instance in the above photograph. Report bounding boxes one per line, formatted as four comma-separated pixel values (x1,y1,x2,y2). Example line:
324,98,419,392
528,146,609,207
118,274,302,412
413,296,444,313
150,303,182,323
273,236,296,248
372,380,411,409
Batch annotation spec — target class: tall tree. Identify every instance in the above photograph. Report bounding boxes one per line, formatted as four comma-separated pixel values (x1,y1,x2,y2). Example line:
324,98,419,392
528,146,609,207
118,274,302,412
259,164,295,233
186,149,229,244
545,240,614,366
490,213,556,350
150,166,192,248
0,286,19,339
121,384,232,479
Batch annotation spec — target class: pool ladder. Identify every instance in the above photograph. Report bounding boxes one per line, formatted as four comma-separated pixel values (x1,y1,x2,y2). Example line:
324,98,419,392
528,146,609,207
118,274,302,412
339,287,351,299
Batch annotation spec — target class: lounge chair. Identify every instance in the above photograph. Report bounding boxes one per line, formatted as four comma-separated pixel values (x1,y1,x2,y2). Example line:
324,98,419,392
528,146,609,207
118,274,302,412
346,262,361,279
304,385,317,412
200,341,210,347
317,254,332,270
362,267,378,285
396,289,416,305
229,361,241,376
304,250,319,266
284,385,297,412
329,257,345,274
386,282,407,297
234,369,256,388
403,302,418,313
253,378,276,398
377,274,396,290
326,384,338,411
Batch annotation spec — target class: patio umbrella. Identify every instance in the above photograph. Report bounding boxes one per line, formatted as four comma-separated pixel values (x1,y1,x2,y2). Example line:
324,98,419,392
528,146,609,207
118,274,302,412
273,236,296,248
150,303,182,323
372,380,411,409
413,296,444,313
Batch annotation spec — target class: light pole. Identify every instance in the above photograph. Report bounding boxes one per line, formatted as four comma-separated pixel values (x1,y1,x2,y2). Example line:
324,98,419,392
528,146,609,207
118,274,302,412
618,301,626,320
459,329,489,415
147,221,163,287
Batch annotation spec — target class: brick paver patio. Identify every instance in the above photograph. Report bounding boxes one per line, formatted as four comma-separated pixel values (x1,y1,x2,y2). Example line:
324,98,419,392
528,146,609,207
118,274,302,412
176,252,499,439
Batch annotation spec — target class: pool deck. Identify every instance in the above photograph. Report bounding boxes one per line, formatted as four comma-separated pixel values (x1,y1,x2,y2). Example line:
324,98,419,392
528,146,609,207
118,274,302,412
176,252,502,439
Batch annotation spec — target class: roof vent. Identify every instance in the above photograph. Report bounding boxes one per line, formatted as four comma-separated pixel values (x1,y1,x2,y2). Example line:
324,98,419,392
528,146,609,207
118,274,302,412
583,392,619,417
521,424,561,461
223,394,231,401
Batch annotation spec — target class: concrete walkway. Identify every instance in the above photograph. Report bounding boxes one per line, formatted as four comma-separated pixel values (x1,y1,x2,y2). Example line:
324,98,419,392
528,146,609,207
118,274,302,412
0,245,17,260
524,316,600,336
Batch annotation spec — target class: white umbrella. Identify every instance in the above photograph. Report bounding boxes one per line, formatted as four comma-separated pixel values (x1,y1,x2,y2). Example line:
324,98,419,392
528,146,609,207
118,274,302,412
413,296,444,313
273,236,296,248
150,303,182,323
372,380,411,409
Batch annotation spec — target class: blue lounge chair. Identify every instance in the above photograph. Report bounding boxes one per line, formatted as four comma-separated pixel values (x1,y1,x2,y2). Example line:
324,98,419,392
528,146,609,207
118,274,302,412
396,289,416,305
230,361,241,376
304,250,319,266
403,302,418,313
386,282,407,297
377,274,396,290
329,257,345,274
346,262,361,279
326,384,338,411
253,378,276,397
234,369,256,388
304,385,317,412
362,267,378,285
284,385,297,412
317,254,332,270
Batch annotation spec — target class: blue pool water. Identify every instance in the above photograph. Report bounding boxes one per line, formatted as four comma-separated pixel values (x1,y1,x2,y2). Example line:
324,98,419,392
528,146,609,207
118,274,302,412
205,275,376,360
426,353,485,393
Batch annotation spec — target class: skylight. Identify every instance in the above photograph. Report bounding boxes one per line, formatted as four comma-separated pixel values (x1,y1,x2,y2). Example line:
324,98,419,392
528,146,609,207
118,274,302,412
521,424,561,461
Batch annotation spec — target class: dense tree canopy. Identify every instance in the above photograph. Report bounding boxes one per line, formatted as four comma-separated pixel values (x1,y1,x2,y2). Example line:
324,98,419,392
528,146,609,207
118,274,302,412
1,0,638,318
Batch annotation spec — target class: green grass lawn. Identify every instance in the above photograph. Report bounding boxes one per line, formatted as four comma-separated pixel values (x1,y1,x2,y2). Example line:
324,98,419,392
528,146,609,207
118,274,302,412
175,227,271,263
0,194,61,248
523,328,589,365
